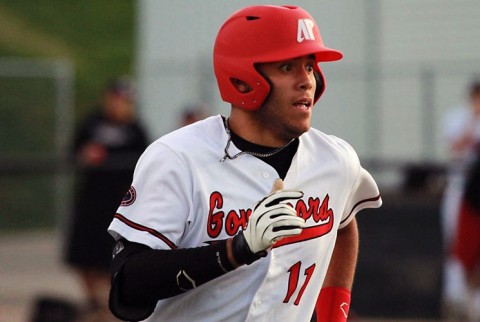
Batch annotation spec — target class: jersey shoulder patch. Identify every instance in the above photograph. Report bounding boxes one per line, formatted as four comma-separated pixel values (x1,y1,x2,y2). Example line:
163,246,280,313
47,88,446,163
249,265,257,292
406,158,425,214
121,186,137,207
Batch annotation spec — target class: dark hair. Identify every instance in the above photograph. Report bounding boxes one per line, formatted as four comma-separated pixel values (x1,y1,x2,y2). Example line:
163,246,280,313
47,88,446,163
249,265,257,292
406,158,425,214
105,76,135,99
469,78,480,97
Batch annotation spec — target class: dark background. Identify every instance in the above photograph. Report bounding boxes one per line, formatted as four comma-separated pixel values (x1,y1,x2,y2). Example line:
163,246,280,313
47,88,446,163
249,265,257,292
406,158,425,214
353,191,443,319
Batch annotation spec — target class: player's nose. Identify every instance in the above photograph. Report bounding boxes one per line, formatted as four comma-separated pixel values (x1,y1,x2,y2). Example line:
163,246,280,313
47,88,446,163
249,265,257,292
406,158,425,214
298,70,314,91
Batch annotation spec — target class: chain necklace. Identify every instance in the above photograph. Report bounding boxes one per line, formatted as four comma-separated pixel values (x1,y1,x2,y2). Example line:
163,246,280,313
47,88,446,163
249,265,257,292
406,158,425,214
220,117,296,162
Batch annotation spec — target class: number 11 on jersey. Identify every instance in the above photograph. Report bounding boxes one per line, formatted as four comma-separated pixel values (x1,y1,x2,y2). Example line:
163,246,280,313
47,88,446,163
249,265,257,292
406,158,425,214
283,261,316,305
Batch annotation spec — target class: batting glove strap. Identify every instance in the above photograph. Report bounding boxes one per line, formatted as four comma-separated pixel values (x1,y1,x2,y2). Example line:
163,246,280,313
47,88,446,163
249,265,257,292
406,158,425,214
232,232,267,265
315,287,351,322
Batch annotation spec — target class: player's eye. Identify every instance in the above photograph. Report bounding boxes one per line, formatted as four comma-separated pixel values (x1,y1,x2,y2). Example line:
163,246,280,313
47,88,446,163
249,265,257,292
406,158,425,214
280,63,293,72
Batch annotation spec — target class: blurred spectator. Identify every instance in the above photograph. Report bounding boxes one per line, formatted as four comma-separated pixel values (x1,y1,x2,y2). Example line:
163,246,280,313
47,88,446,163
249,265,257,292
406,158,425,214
178,103,208,127
63,76,149,321
441,79,480,320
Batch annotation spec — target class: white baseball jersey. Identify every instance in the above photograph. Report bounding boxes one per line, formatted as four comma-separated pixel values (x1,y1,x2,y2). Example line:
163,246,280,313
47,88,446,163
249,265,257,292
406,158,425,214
108,115,382,322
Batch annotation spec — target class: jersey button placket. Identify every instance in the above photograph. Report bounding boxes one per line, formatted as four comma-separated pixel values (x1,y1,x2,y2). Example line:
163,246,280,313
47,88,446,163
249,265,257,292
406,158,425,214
262,172,270,179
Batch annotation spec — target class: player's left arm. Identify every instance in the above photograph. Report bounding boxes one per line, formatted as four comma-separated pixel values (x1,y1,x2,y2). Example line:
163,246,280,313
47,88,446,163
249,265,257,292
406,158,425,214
323,217,358,289
316,163,381,321
315,218,358,322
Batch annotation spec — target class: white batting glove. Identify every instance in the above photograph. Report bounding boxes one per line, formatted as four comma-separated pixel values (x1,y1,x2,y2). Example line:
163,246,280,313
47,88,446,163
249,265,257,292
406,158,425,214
232,179,305,264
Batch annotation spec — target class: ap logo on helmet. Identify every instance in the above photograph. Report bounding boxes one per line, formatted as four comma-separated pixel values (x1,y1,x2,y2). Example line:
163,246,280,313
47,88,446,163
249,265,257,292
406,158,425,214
297,19,315,42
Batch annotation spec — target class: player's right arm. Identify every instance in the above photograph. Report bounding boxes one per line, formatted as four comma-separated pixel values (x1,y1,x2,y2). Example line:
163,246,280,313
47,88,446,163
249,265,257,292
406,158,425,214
109,178,305,321
109,237,234,321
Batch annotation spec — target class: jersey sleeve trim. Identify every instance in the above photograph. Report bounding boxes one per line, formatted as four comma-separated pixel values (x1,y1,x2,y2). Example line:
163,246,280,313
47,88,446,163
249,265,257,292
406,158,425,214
340,194,381,225
114,213,177,250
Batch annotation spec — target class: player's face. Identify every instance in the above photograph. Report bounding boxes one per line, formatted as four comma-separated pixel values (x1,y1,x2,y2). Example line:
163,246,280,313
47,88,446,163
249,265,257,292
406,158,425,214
104,93,134,123
471,92,480,116
255,55,317,144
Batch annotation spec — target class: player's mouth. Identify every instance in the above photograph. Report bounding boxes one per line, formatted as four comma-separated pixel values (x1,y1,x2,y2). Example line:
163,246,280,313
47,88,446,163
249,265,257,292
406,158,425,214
293,98,312,111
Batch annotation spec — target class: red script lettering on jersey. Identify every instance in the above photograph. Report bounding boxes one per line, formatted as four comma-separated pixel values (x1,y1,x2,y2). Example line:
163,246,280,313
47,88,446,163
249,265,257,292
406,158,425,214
274,194,334,247
207,192,334,245
207,191,251,238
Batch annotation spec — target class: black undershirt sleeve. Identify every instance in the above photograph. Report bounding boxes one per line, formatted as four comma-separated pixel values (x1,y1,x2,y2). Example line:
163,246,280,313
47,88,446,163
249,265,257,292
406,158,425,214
109,238,235,321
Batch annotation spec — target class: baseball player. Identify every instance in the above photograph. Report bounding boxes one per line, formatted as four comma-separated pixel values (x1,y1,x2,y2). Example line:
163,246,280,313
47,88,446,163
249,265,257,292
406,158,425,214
108,5,382,322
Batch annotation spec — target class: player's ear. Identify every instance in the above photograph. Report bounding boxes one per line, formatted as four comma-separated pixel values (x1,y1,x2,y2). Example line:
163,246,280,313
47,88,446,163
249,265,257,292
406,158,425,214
231,78,252,93
313,71,325,100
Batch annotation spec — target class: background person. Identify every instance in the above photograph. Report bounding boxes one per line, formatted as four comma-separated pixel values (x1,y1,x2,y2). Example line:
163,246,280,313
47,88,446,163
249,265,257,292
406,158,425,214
178,103,208,127
441,79,480,320
63,76,149,321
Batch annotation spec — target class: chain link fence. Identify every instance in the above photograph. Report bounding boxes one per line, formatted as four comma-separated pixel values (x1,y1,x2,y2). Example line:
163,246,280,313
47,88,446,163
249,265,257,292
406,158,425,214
0,58,74,230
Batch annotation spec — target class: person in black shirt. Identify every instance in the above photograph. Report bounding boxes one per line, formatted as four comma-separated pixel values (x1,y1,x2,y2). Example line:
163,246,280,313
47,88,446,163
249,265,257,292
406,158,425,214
64,76,149,320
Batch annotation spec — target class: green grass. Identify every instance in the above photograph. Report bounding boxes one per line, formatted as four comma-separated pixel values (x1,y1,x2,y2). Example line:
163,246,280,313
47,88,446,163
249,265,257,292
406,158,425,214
0,0,136,115
0,1,136,230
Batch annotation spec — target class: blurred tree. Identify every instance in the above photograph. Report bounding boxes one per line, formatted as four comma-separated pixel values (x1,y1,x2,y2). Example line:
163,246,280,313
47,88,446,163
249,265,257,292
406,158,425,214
0,0,136,118
0,0,136,230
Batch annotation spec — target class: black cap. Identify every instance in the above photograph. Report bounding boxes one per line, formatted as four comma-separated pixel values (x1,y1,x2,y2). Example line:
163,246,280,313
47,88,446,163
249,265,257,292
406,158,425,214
106,76,136,99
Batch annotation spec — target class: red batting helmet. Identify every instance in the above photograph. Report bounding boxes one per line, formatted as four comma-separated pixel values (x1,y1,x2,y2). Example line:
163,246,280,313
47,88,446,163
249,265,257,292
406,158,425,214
213,5,343,111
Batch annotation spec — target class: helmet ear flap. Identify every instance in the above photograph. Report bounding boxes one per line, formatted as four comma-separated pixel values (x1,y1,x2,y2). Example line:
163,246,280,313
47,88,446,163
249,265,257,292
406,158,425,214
313,70,326,103
230,78,253,94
